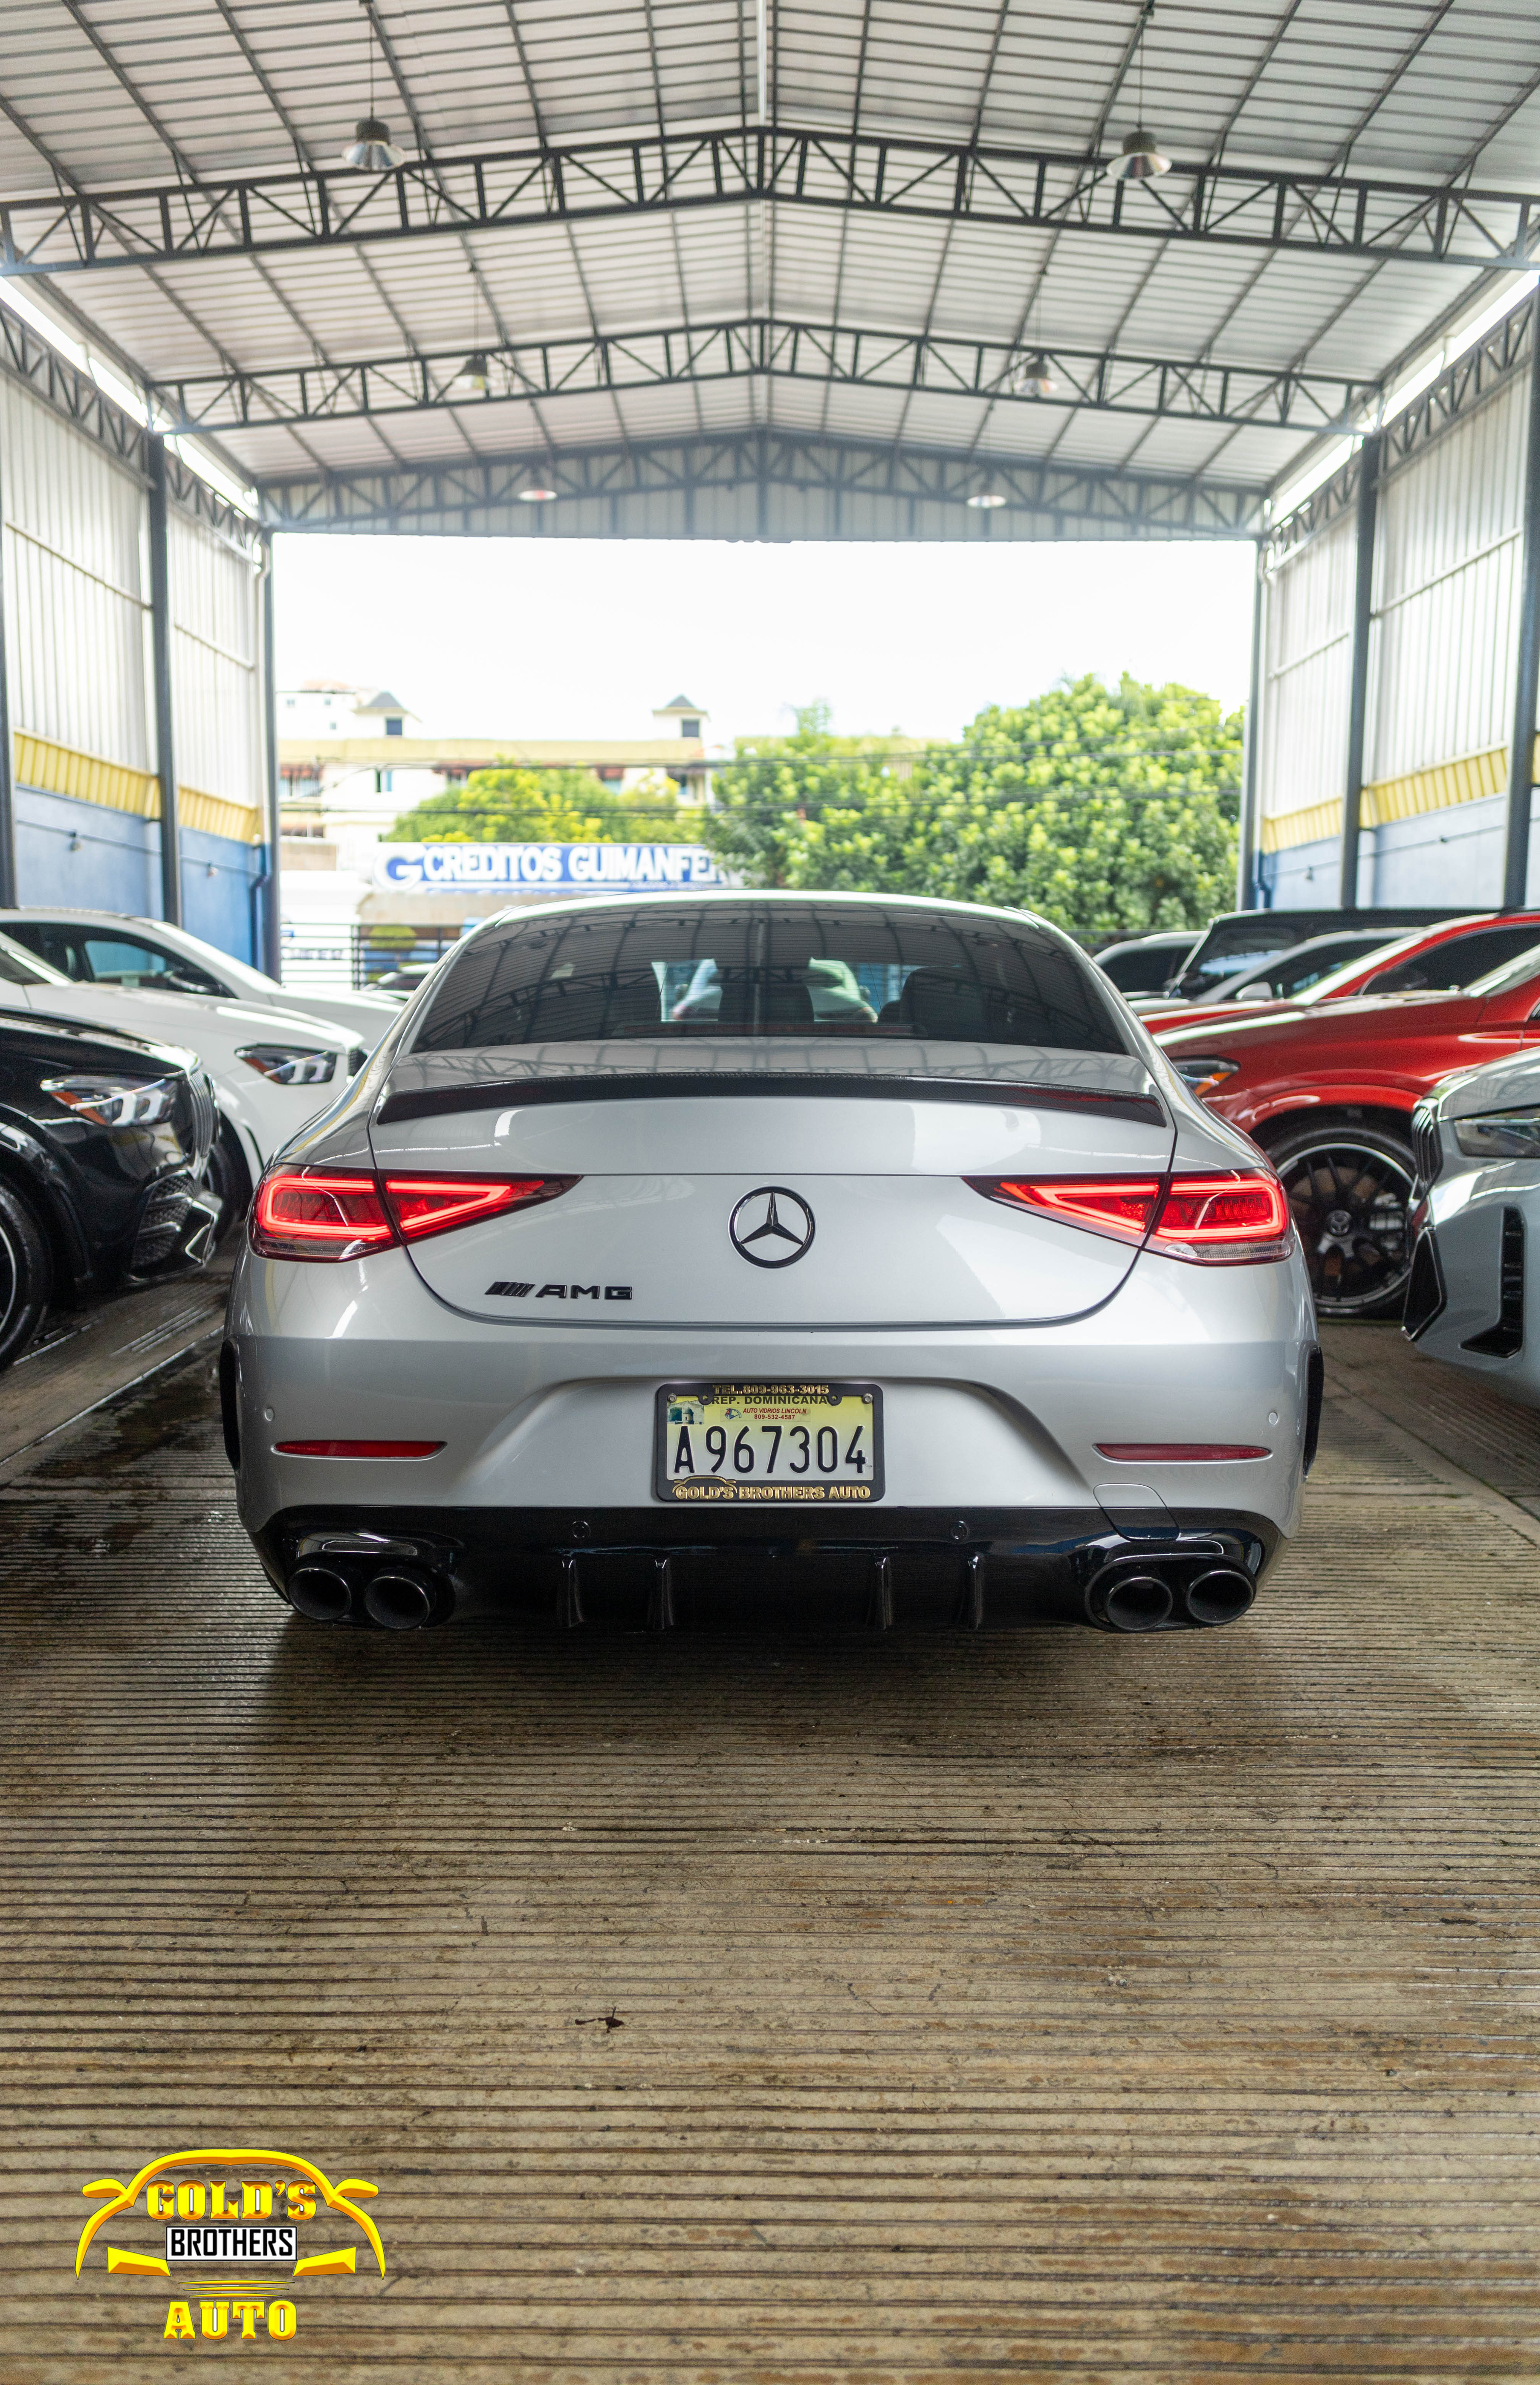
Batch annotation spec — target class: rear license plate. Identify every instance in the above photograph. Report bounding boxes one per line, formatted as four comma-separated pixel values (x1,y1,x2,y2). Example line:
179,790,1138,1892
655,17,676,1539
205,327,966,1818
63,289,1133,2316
655,1381,883,1503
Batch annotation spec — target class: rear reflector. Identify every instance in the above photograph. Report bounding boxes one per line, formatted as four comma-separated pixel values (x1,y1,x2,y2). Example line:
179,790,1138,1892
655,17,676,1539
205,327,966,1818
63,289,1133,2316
1095,1443,1271,1462
275,1440,446,1458
251,1167,577,1261
968,1170,1291,1264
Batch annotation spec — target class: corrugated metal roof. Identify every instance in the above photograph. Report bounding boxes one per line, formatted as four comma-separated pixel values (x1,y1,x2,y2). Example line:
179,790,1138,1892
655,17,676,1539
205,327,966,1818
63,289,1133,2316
3,0,1540,503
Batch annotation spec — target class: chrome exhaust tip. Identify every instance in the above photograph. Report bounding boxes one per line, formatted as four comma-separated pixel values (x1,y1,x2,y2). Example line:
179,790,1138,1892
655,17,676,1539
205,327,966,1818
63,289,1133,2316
1183,1564,1255,1626
363,1567,443,1631
1089,1569,1174,1633
286,1562,353,1623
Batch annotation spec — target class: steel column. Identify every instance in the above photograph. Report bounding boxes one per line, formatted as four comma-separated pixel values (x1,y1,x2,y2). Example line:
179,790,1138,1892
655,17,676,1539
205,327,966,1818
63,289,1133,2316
259,536,282,980
1504,290,1540,911
1237,545,1265,910
146,435,181,925
1339,432,1381,911
0,415,16,909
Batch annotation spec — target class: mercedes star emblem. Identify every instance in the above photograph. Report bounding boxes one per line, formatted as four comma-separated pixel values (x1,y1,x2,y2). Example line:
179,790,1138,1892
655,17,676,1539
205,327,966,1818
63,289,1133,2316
729,1186,816,1268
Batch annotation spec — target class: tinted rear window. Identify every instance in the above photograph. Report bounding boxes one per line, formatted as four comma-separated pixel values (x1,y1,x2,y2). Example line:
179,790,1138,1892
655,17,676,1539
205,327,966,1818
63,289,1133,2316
1097,941,1191,995
414,904,1130,1054
1365,923,1540,993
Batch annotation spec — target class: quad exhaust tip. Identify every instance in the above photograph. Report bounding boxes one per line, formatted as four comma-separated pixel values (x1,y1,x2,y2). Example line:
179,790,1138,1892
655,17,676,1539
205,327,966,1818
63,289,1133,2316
285,1556,449,1629
1086,1555,1255,1633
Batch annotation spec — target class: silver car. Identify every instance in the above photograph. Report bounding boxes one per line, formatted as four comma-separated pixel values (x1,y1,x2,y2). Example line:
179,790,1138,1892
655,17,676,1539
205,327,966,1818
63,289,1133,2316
223,893,1319,1639
1405,1046,1540,1397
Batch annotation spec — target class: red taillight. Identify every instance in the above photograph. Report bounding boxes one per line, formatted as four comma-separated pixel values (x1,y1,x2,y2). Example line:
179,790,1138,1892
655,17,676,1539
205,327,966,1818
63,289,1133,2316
251,1167,577,1261
251,1171,394,1259
987,1177,1162,1240
969,1170,1291,1264
1152,1175,1289,1251
275,1440,445,1457
383,1175,559,1243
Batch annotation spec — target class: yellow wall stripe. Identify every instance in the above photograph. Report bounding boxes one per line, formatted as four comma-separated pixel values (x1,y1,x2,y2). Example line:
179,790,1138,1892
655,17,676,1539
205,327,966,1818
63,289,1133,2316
13,729,263,847
1260,739,1531,854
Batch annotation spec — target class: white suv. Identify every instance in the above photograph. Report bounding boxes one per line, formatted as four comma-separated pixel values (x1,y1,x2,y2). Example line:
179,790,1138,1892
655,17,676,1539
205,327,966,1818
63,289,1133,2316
0,910,403,1046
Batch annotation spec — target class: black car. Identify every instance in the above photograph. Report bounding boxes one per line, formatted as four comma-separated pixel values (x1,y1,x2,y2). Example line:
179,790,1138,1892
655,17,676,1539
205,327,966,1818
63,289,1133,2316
0,1012,219,1371
1171,906,1469,1002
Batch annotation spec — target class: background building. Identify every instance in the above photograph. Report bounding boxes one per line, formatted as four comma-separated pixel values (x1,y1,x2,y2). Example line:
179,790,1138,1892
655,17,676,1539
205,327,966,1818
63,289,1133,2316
276,688,716,990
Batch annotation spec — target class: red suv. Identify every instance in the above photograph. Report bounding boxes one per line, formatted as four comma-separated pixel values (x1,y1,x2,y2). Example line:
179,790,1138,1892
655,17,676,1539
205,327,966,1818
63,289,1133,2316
1138,910,1540,1031
1152,941,1540,1319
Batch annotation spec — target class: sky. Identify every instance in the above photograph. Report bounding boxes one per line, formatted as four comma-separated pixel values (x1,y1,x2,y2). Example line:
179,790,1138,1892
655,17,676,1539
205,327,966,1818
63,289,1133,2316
272,534,1258,749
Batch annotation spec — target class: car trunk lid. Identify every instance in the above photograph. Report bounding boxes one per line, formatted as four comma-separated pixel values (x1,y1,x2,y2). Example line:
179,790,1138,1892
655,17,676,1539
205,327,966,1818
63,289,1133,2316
369,1045,1174,1329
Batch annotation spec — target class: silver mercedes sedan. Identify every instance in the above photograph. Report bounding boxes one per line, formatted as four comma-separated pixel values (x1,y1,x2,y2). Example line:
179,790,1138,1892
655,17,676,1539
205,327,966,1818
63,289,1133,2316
222,893,1319,1638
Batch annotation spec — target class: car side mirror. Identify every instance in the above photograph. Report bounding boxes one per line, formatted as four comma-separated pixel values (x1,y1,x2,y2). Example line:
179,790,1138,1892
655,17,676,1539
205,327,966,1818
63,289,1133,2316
1235,983,1274,1003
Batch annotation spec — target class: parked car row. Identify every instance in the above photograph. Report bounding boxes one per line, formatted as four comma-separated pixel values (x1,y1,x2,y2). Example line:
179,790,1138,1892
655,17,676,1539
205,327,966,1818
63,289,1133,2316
1107,909,1540,1413
0,906,414,1374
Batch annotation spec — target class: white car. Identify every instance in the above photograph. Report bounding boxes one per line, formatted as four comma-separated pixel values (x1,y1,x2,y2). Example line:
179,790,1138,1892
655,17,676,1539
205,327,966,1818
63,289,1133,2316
0,908,404,1046
0,931,363,1231
1406,1045,1540,1398
225,891,1318,1639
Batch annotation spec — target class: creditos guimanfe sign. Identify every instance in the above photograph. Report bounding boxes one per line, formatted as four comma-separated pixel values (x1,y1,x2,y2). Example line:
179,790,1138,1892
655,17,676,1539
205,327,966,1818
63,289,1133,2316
373,842,733,893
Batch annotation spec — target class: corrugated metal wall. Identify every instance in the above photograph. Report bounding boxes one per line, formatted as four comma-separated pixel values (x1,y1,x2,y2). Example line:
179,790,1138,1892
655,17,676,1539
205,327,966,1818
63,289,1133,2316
1368,376,1527,785
0,377,151,771
168,507,262,807
0,372,268,958
1257,511,1357,832
1255,342,1540,909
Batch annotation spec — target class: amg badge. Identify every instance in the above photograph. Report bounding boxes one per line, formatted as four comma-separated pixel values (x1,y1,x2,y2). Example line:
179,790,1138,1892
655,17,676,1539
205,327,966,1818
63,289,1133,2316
486,1281,632,1300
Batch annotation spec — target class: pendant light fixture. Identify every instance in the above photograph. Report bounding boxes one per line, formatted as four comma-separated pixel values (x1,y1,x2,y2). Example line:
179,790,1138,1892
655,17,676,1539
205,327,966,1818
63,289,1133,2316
1009,350,1057,398
342,4,405,169
1116,4,1170,181
451,263,490,393
343,116,405,169
1118,128,1170,180
966,483,1007,510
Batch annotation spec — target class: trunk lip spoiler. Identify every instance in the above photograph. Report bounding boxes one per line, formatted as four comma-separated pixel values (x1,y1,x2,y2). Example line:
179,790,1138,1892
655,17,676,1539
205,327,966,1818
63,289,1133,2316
374,1072,1167,1129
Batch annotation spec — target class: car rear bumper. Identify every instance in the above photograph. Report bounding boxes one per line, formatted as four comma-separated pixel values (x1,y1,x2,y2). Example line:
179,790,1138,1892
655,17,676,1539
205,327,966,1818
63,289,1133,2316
226,1235,1315,1630
246,1501,1279,1634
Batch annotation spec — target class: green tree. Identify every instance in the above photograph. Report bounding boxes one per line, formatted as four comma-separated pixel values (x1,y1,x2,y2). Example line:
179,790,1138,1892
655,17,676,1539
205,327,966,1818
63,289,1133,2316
702,702,926,886
705,675,1242,938
389,765,685,844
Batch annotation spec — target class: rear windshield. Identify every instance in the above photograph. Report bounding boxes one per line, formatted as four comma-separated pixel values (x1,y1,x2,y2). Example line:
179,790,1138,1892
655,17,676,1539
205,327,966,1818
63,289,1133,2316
1097,939,1193,996
1179,925,1297,994
413,903,1130,1054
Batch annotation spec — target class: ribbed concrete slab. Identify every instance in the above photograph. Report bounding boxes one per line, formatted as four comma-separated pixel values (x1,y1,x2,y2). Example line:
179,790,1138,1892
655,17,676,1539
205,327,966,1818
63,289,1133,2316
2,1326,1538,2380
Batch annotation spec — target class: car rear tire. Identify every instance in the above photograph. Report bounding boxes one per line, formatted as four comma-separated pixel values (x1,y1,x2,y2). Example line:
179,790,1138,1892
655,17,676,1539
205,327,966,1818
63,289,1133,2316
1266,1118,1416,1321
202,1119,253,1245
0,1179,54,1373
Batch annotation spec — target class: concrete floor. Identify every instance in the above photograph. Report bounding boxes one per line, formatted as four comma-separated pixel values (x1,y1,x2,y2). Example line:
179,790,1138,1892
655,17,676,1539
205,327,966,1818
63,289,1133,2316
3,1319,1539,2380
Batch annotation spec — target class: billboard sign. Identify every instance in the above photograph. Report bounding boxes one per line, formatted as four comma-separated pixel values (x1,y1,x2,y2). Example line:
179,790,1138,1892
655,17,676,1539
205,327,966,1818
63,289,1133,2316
373,842,732,894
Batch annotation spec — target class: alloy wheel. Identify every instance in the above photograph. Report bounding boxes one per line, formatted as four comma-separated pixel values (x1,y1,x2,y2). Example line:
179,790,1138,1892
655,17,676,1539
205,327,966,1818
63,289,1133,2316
1275,1136,1415,1319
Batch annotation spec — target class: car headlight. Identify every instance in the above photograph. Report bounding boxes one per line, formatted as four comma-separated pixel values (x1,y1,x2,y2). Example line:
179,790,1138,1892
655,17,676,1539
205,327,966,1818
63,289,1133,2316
41,1073,180,1129
1171,1055,1240,1097
236,1046,339,1086
1453,1103,1540,1158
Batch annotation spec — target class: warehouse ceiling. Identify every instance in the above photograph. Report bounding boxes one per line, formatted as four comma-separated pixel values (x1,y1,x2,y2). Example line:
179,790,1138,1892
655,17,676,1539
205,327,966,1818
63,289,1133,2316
4,0,1540,537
